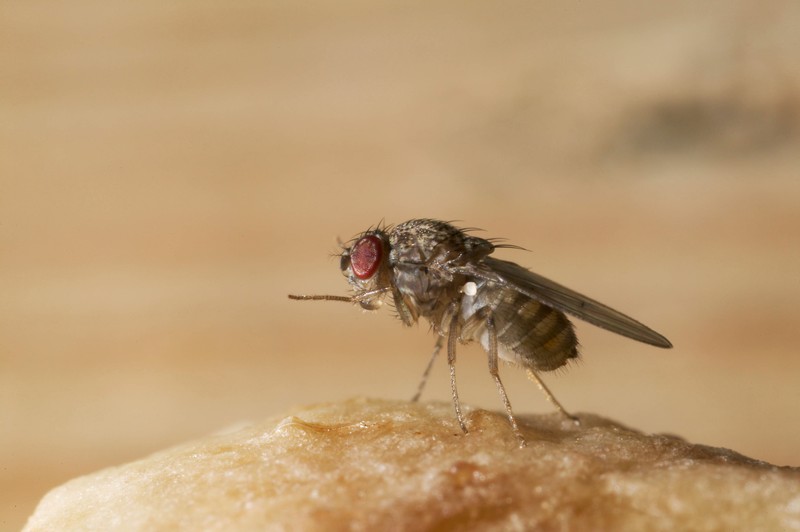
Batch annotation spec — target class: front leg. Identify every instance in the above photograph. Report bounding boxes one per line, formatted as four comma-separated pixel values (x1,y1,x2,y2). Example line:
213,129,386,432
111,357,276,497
411,335,443,402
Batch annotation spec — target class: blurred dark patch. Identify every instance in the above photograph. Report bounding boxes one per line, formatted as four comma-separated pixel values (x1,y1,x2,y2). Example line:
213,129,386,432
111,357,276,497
608,88,800,159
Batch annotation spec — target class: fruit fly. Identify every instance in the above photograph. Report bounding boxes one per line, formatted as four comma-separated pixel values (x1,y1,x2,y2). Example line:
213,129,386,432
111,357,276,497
289,219,672,447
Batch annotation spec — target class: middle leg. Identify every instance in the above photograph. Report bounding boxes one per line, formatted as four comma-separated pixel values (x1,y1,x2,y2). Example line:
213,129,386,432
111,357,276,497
486,313,527,447
447,311,468,434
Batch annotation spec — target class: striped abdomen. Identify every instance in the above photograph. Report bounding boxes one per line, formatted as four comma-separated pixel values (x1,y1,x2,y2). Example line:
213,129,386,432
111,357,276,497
470,282,579,371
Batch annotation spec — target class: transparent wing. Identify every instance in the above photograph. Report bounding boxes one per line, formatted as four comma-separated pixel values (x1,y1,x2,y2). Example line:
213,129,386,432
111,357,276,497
453,257,672,348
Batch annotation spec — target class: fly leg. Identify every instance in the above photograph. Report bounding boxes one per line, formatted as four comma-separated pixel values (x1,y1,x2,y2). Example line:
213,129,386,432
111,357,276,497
411,336,443,402
447,311,468,435
526,368,580,425
486,313,527,447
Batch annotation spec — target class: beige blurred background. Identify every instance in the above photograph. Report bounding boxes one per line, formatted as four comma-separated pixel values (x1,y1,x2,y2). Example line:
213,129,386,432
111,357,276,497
3,1,800,528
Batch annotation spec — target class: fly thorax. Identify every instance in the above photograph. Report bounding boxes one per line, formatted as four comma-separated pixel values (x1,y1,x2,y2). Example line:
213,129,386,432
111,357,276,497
394,265,461,316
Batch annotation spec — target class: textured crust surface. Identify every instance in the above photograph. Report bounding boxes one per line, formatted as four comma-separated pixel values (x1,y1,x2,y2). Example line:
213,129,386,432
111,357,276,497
24,398,800,531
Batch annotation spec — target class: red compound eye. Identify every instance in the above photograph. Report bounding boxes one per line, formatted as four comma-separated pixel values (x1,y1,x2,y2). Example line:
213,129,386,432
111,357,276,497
350,235,383,280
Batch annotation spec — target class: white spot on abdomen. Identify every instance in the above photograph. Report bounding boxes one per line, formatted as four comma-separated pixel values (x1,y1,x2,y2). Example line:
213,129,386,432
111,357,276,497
463,281,477,296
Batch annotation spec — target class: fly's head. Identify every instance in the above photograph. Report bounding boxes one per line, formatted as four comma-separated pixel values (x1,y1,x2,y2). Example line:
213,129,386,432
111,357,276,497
339,229,392,310
338,220,496,322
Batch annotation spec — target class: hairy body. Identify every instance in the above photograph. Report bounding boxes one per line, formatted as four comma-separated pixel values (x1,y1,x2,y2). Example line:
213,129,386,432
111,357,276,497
291,219,671,446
